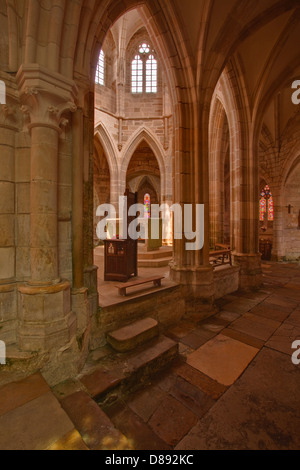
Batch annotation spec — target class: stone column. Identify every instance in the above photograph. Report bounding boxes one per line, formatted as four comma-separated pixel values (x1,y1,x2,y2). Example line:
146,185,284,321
231,142,262,290
16,65,78,353
0,93,19,347
30,124,60,284
170,106,215,314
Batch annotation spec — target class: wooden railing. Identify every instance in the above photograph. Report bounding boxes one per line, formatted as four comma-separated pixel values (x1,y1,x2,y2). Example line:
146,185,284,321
209,245,232,268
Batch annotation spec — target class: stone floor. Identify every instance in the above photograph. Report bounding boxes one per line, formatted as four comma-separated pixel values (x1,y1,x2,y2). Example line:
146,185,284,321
0,262,300,450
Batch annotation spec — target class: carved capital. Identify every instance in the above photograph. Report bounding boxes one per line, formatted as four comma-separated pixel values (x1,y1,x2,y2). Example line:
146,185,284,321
0,103,21,131
16,65,78,132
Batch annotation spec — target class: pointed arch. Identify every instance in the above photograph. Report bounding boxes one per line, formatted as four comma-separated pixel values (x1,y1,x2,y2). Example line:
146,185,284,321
94,123,119,205
94,123,119,179
121,127,166,199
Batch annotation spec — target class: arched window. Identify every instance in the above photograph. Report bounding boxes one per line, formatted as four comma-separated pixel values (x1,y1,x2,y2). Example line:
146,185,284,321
131,43,157,94
95,50,105,85
132,55,143,93
144,193,151,218
259,185,274,221
146,55,157,93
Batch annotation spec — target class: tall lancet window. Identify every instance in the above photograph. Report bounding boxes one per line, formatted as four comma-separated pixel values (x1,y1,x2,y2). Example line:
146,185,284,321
132,55,143,93
260,185,274,221
95,50,105,85
144,193,151,218
131,43,157,94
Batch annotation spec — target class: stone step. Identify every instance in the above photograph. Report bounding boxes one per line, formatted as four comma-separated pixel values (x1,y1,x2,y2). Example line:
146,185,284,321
79,335,179,406
107,317,159,352
59,390,132,450
138,247,173,260
138,257,172,268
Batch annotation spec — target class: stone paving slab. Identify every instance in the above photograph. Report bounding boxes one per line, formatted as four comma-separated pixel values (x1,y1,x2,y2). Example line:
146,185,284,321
166,321,196,340
176,348,300,450
229,313,281,342
221,298,259,314
0,373,50,417
263,296,298,310
216,310,241,323
265,323,300,356
249,303,292,323
286,308,300,327
174,363,228,400
0,391,75,450
60,391,132,450
148,395,199,447
106,402,172,450
126,385,167,422
179,332,209,350
222,328,265,350
47,430,89,450
169,376,216,418
186,334,259,387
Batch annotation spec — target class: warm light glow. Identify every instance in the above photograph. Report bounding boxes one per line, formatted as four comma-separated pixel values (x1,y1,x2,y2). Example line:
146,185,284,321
95,50,105,85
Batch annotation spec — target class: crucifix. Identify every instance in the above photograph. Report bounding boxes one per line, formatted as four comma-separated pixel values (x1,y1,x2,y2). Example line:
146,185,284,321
286,204,293,214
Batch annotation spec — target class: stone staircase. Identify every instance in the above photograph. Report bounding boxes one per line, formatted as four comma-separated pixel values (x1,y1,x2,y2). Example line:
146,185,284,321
47,317,180,449
78,317,178,407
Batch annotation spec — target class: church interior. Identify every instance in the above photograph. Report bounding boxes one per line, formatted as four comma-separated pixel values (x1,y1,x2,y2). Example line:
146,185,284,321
0,0,299,450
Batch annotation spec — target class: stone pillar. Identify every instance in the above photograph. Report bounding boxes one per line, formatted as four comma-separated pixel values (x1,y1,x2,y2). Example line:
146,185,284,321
72,108,84,290
16,65,78,353
170,108,215,314
30,125,60,284
231,141,262,290
0,93,19,346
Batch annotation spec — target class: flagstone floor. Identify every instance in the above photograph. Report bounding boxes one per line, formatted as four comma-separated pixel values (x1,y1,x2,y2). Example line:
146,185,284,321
0,261,299,450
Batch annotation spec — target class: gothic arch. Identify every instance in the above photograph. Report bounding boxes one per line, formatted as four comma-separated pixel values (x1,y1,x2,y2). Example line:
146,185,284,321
94,123,119,206
213,62,251,255
94,123,118,179
121,127,166,199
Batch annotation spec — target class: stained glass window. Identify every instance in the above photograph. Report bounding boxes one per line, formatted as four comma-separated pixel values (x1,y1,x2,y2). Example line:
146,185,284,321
260,198,267,221
259,185,274,222
144,193,151,218
95,50,105,85
268,195,274,221
132,44,157,94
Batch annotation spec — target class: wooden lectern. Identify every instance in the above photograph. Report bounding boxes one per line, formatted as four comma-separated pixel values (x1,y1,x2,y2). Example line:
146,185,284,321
104,190,138,282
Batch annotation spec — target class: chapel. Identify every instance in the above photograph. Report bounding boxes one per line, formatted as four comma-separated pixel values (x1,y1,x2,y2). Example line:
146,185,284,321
0,0,299,451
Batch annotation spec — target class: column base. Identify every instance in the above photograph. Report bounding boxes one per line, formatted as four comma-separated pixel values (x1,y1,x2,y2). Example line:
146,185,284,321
71,287,90,371
18,280,77,353
232,253,263,290
170,262,215,316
